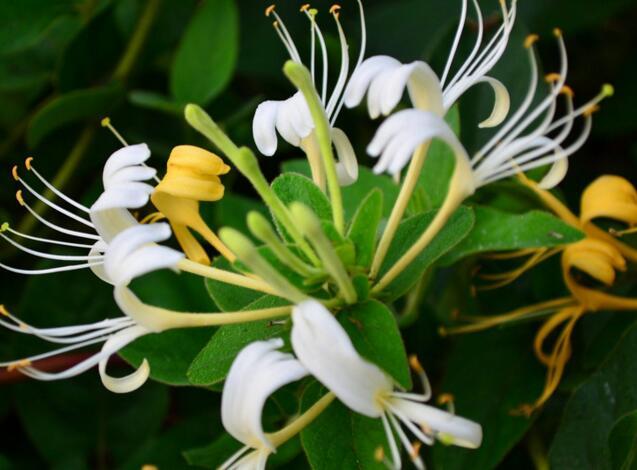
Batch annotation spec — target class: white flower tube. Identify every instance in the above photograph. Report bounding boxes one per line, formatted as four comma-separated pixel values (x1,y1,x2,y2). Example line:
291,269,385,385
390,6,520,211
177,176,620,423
291,300,482,469
345,0,515,128
220,339,308,470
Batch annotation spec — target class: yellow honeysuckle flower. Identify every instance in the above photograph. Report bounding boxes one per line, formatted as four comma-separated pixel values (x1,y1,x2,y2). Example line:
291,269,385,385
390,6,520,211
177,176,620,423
151,145,235,265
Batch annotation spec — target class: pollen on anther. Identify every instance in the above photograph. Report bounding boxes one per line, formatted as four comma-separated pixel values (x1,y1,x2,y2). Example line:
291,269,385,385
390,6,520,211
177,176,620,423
524,34,539,48
100,117,111,128
437,393,455,405
265,4,276,16
0,305,9,317
0,222,8,233
330,4,341,15
553,27,563,38
409,355,425,373
583,105,601,118
25,157,34,170
7,359,31,372
545,73,562,83
410,441,422,460
11,165,19,181
16,190,25,206
300,3,310,12
560,85,575,98
602,84,615,97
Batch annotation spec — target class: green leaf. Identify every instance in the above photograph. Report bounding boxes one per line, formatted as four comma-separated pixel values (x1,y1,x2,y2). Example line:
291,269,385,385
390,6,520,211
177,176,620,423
170,0,238,105
339,300,411,389
440,206,585,265
128,90,183,114
300,381,388,470
282,160,399,220
14,377,169,466
204,192,269,242
432,328,545,470
272,172,333,221
205,257,264,312
27,84,124,147
378,206,475,300
119,270,216,386
187,296,290,386
347,189,383,268
549,322,637,469
609,411,637,470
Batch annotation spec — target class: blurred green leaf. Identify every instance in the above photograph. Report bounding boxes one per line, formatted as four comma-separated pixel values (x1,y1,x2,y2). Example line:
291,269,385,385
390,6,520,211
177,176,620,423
27,83,124,147
128,90,183,114
432,328,545,469
440,206,585,265
347,189,383,268
378,206,475,300
300,381,387,470
339,300,411,389
170,0,238,105
205,257,263,312
549,322,637,469
608,410,637,470
187,296,289,386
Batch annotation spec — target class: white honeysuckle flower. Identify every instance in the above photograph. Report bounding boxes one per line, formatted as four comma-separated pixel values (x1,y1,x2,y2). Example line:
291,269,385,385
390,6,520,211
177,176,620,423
251,2,366,186
345,0,516,128
0,223,184,393
1,143,158,282
220,338,308,470
366,30,614,190
291,300,482,469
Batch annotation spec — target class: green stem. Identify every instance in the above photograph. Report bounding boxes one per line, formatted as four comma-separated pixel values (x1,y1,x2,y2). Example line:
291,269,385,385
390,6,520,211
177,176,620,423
269,393,336,447
284,61,344,234
185,104,321,266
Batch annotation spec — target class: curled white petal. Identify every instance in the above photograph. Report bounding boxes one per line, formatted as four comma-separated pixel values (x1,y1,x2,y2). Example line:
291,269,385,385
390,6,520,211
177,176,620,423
98,325,151,394
332,128,359,186
222,339,308,450
253,101,281,156
291,300,392,418
389,398,483,449
91,182,155,212
538,157,568,189
104,223,183,286
102,143,151,188
89,240,111,284
472,77,511,128
344,56,401,109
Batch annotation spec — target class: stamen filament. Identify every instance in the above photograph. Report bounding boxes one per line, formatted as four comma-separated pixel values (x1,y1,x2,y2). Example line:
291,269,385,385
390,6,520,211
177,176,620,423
0,232,103,262
1,223,94,249
25,160,91,214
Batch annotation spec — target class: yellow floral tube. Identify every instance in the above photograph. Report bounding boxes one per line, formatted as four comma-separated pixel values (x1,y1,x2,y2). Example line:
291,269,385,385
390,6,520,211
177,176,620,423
151,145,235,264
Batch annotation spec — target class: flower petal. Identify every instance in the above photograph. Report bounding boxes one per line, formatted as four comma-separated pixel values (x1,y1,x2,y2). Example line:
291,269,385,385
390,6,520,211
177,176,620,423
253,101,281,156
344,55,401,110
98,325,151,393
538,157,568,190
222,339,308,450
102,143,151,187
291,300,393,418
332,128,359,186
474,77,511,128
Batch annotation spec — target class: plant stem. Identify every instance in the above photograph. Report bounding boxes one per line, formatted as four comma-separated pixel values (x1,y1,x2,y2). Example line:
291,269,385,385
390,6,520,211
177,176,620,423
370,143,430,279
269,392,336,447
178,259,279,296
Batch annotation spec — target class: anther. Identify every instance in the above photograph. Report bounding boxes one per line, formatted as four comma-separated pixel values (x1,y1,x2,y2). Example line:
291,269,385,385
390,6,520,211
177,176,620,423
410,441,422,460
560,85,574,98
602,84,615,97
438,326,448,337
583,105,600,118
300,3,310,12
553,27,563,38
437,393,456,414
0,305,9,317
524,34,539,49
15,190,25,206
273,20,279,28
7,359,31,372
545,73,562,83
265,4,276,16
100,117,111,128
141,466,158,470
25,157,34,170
374,446,385,462
0,222,8,233
409,355,425,374
330,4,341,17
11,165,19,181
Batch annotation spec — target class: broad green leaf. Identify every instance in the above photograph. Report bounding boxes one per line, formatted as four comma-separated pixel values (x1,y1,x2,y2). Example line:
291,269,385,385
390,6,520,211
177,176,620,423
378,206,475,300
170,0,238,105
609,411,637,470
432,328,545,470
300,381,388,470
14,377,168,466
412,105,461,212
205,257,264,312
282,160,399,220
0,0,79,55
120,270,216,386
440,206,585,265
27,84,124,147
272,172,333,221
549,322,637,469
204,192,269,242
187,296,290,386
347,189,383,268
339,300,411,389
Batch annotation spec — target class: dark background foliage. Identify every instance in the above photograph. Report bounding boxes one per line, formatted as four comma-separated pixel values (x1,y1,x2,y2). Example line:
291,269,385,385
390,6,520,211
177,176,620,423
0,0,636,468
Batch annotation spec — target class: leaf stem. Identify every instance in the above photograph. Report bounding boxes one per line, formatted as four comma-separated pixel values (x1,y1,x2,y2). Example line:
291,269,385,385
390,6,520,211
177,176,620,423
269,392,336,447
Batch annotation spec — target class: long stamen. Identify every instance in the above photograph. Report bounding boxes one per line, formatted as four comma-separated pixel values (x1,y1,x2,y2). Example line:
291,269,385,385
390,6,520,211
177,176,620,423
441,0,469,87
24,158,91,214
0,232,103,262
444,0,484,93
380,412,402,470
325,5,350,123
301,7,329,103
15,191,100,240
1,223,94,249
12,167,94,228
409,355,432,400
101,117,128,146
0,261,104,276
387,411,425,470
267,5,302,63
301,4,317,81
